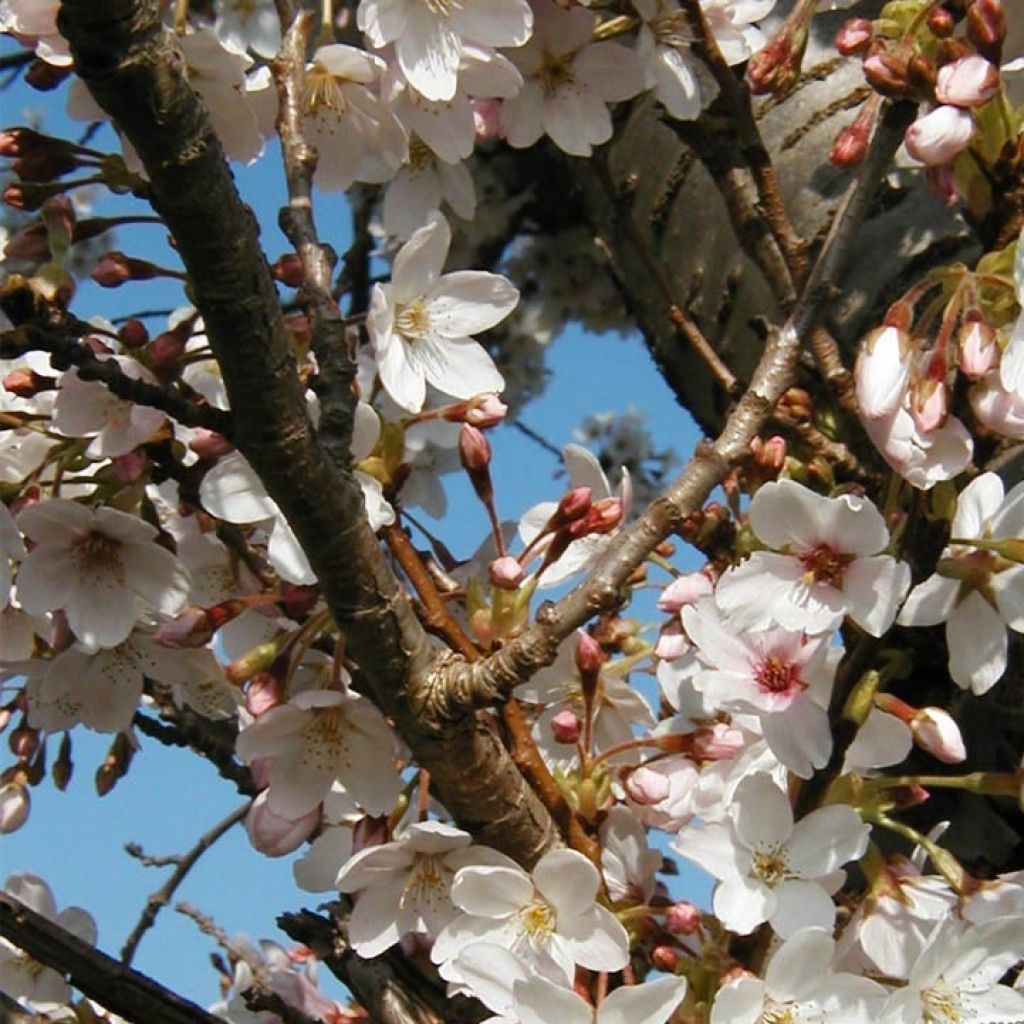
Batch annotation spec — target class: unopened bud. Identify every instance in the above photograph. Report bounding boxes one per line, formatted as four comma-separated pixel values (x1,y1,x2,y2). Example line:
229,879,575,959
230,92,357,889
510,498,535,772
692,723,747,760
958,320,997,379
936,53,1000,108
654,627,689,660
830,101,876,167
282,584,320,619
863,51,913,98
905,105,976,166
911,707,967,763
749,434,788,481
748,28,807,98
9,724,38,760
658,572,713,614
665,901,701,935
625,765,670,805
3,223,51,262
0,781,30,834
651,946,681,971
112,449,149,484
966,0,1006,63
550,708,582,744
835,17,873,56
271,253,305,288
52,732,73,792
462,394,508,428
4,368,53,398
911,378,948,433
489,555,525,590
778,387,813,421
245,789,319,856
91,251,162,288
246,672,285,716
459,424,493,502
472,98,502,140
149,329,187,371
907,54,937,95
568,496,623,538
118,318,149,349
95,733,135,796
927,6,955,37
155,607,217,649
188,428,233,460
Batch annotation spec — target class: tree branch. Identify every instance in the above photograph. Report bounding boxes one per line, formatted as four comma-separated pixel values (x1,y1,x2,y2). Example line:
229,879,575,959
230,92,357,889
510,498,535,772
59,0,560,868
424,100,918,719
0,893,224,1024
121,801,249,966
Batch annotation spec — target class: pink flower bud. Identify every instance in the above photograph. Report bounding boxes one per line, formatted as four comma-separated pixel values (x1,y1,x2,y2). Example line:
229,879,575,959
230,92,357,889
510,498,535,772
459,424,493,502
271,253,305,287
966,0,1006,62
568,496,623,538
554,487,592,528
149,329,187,371
9,723,38,759
550,708,582,744
3,368,51,398
246,672,285,716
112,449,149,484
835,18,873,56
188,428,234,460
575,630,606,689
245,790,319,856
282,584,320,619
655,627,690,661
855,325,911,419
936,54,999,108
904,105,975,166
118,318,149,349
911,378,948,433
911,707,967,763
658,573,713,614
831,118,871,167
863,51,913,98
154,607,216,649
91,251,160,288
3,223,50,262
692,723,747,760
665,901,701,935
489,555,525,590
0,781,30,834
650,946,680,971
958,320,997,379
463,394,508,428
471,98,502,140
625,766,671,805
927,6,955,37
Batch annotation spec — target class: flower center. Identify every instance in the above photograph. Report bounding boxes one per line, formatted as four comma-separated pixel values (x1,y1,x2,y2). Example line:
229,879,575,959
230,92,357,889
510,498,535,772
305,66,349,117
800,544,853,587
759,999,799,1024
750,843,792,887
395,299,432,339
302,707,349,771
516,897,555,941
400,853,449,913
407,137,436,172
538,54,575,97
754,656,803,695
920,978,964,1024
73,530,125,574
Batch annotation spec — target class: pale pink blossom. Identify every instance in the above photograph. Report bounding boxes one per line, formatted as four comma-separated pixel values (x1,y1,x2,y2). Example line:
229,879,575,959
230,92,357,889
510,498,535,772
855,326,911,420
246,790,320,857
935,54,1000,108
904,105,975,166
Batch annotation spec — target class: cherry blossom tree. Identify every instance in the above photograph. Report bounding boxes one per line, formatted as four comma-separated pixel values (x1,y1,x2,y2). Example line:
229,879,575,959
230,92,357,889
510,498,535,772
1,1,1024,1024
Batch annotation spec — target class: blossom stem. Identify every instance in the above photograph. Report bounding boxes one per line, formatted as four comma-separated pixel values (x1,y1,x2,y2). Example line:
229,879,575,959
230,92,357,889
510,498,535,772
863,811,972,892
871,772,1019,797
590,735,667,768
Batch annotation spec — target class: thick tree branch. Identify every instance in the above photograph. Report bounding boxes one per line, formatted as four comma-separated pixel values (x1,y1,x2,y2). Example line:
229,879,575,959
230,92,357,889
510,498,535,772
0,893,223,1024
59,0,559,867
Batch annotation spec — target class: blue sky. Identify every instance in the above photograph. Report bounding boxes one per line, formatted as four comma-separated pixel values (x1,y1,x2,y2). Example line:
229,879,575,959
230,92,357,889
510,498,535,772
0,37,711,1009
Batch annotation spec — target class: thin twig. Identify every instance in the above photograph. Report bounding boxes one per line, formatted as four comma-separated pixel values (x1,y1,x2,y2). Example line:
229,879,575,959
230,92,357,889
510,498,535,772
510,418,562,459
0,893,225,1024
121,801,249,965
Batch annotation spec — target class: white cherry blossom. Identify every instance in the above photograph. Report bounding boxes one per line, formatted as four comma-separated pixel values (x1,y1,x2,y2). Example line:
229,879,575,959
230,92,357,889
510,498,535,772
236,688,403,818
500,0,644,157
214,0,281,59
634,0,708,121
674,773,869,937
357,0,532,102
367,212,513,412
711,927,886,1024
898,472,1024,694
335,820,514,956
16,499,191,650
715,478,911,636
432,848,630,985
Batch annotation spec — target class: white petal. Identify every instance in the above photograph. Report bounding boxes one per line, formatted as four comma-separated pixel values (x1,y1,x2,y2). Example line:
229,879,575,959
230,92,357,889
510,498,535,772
413,334,505,401
771,880,836,937
513,977,591,1024
714,876,774,934
764,927,835,1001
424,271,518,336
947,594,1006,693
599,975,687,1024
451,865,533,917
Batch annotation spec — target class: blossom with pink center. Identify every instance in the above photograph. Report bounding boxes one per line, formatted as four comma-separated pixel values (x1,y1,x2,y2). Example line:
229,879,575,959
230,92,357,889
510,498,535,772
715,478,911,637
674,773,869,937
16,499,191,650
